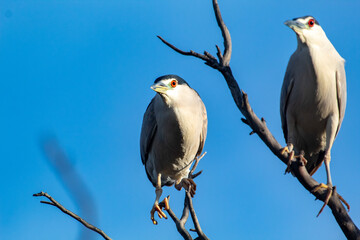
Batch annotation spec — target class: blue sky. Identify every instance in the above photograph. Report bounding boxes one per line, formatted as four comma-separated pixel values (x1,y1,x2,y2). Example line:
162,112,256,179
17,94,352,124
1,0,360,239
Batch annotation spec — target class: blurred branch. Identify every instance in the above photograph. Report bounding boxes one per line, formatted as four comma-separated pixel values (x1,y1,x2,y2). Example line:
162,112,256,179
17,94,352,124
158,0,360,239
33,192,112,240
39,138,99,240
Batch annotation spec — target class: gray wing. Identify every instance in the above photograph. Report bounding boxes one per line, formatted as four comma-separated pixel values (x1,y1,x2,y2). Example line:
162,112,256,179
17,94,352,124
140,98,157,165
195,101,208,157
335,62,347,137
280,64,295,142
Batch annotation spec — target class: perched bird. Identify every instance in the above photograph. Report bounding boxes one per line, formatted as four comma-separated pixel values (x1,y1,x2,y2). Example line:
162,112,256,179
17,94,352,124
280,16,346,211
140,75,207,224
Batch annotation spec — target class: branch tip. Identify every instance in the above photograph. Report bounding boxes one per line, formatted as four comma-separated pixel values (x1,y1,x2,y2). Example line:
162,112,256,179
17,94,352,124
241,118,249,125
34,191,112,240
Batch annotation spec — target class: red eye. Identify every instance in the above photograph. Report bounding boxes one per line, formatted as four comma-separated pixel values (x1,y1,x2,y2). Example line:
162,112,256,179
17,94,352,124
308,19,315,27
170,80,177,88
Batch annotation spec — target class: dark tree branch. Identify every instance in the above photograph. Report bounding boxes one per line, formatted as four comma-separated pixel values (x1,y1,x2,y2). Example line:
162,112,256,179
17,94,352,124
212,0,231,66
166,202,193,240
33,192,112,240
164,197,193,240
158,0,360,239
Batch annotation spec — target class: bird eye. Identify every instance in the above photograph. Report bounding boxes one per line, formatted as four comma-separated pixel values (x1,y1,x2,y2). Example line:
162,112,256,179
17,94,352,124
170,80,177,88
308,19,315,28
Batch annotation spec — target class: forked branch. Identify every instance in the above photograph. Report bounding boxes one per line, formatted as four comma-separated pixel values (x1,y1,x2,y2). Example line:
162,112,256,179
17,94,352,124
158,0,360,239
33,192,112,240
161,153,209,240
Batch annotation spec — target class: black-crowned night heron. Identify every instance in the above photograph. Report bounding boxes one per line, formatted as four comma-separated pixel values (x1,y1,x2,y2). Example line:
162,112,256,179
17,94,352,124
140,75,207,224
280,16,346,211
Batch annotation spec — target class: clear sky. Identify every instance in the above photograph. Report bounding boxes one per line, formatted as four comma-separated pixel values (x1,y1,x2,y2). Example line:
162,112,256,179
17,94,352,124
1,0,360,239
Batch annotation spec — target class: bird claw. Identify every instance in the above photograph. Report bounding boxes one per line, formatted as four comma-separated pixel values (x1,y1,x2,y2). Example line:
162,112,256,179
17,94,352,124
281,145,296,174
280,144,293,155
312,183,333,217
159,195,170,211
175,178,197,197
284,151,295,174
284,151,307,174
150,202,167,225
337,190,351,212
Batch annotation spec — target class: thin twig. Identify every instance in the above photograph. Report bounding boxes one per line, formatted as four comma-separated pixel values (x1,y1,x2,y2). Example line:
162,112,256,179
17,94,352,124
190,152,207,177
212,0,232,66
186,192,209,240
158,0,360,239
33,192,112,240
157,36,211,63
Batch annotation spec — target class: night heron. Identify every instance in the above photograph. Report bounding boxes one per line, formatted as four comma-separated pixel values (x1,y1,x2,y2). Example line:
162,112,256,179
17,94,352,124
280,16,347,212
140,75,207,224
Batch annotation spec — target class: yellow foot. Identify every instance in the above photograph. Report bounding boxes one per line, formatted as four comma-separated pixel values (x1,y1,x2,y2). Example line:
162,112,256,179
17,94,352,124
159,195,170,211
281,145,296,174
284,151,295,174
280,146,291,155
312,183,333,217
150,203,167,225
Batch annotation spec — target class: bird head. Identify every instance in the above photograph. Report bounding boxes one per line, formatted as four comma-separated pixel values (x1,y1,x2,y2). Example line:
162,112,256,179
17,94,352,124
151,75,192,106
285,16,327,46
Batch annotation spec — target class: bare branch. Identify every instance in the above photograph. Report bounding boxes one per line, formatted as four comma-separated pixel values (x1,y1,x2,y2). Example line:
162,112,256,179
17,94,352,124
215,45,222,62
162,197,193,240
33,192,112,240
158,0,360,239
186,192,209,240
157,36,211,63
212,0,232,66
40,200,56,206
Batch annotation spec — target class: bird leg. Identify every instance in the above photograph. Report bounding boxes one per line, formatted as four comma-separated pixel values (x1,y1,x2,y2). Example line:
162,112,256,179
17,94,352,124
150,173,167,225
312,116,344,216
312,153,333,217
175,178,197,197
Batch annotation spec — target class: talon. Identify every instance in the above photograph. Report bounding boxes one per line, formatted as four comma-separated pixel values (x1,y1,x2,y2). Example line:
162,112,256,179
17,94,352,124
150,203,167,225
159,196,170,211
285,151,307,174
175,178,197,198
297,154,307,166
284,151,295,174
281,144,296,174
312,183,333,217
151,209,158,225
281,144,294,155
336,189,350,212
280,146,289,155
164,196,170,210
317,187,333,217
